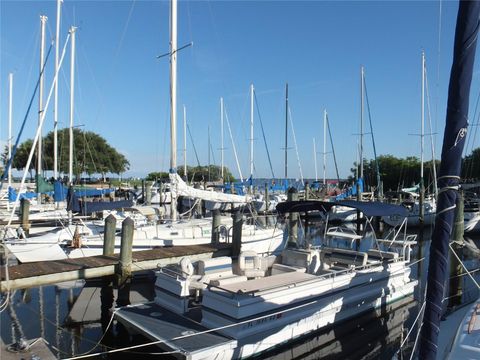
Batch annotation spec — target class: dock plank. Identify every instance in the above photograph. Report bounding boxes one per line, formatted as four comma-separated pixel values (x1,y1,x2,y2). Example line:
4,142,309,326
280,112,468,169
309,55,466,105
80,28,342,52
1,244,231,291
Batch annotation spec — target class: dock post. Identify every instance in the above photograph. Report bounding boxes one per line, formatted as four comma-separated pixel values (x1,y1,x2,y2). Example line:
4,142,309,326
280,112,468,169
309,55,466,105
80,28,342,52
115,217,134,308
287,187,298,247
232,210,243,257
103,214,117,256
20,198,30,236
264,183,269,212
449,191,464,308
146,181,152,206
158,181,163,206
211,209,221,243
196,199,203,218
304,182,310,201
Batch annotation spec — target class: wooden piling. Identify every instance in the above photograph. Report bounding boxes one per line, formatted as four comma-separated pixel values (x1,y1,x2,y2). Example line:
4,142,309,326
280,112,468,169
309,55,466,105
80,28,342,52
103,214,117,256
232,210,243,257
287,187,298,247
304,182,310,201
146,181,152,206
211,209,221,243
20,198,30,236
116,218,134,286
264,183,269,212
158,181,163,206
449,191,464,308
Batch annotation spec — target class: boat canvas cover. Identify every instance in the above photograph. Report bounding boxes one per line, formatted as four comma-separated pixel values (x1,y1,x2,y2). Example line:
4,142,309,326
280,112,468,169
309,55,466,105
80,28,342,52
276,200,408,218
169,173,250,203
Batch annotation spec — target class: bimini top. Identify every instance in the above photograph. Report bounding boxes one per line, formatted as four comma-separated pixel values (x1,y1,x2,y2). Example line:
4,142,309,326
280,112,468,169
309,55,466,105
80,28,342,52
276,200,409,218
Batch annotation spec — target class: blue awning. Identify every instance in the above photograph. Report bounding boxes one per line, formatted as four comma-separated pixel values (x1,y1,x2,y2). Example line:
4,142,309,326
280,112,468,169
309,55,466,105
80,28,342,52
276,200,408,218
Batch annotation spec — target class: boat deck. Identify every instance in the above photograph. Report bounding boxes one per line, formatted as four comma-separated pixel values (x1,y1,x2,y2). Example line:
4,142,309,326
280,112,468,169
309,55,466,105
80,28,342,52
115,302,236,359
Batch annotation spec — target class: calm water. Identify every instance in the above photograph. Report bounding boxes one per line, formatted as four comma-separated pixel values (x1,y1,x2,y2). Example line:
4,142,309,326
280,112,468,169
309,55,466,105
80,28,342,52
1,221,479,360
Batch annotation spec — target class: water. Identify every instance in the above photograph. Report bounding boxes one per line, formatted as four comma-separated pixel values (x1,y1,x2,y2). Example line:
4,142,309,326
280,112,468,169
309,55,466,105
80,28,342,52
1,223,479,359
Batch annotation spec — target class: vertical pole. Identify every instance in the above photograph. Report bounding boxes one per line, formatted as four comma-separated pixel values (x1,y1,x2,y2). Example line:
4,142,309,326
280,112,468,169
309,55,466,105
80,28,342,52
54,0,62,181
284,83,288,180
264,183,269,212
250,84,254,193
360,66,364,182
69,26,76,185
313,138,318,182
146,181,152,206
208,125,211,182
287,187,298,247
420,50,425,224
305,182,310,201
211,209,221,243
116,218,134,287
8,73,13,194
221,97,224,181
170,0,178,221
183,105,187,179
103,214,117,256
323,109,327,186
38,15,47,201
20,198,30,236
232,210,243,258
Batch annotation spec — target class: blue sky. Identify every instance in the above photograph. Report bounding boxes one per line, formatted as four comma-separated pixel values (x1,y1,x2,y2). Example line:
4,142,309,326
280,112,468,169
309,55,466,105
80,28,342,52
1,0,477,180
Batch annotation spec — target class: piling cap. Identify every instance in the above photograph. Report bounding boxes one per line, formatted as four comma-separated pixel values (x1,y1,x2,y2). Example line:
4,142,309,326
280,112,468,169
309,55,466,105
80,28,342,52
105,213,117,223
287,187,297,194
122,217,135,227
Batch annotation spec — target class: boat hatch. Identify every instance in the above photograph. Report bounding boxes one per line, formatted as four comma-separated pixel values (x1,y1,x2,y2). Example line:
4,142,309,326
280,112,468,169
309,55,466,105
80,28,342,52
115,303,237,359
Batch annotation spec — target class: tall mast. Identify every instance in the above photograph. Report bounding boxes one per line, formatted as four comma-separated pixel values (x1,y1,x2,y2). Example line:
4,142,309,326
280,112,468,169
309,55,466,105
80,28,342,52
69,26,76,184
54,0,62,180
323,109,327,186
38,15,47,185
170,0,178,220
250,83,254,192
183,105,187,180
360,66,364,181
313,138,318,182
420,50,426,222
220,97,224,180
8,73,13,191
208,125,211,182
284,83,288,180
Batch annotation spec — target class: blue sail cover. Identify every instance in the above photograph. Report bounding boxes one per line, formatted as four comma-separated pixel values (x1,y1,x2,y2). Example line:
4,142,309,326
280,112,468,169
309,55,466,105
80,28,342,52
54,180,114,201
8,187,37,202
335,178,363,200
419,2,480,359
66,187,133,216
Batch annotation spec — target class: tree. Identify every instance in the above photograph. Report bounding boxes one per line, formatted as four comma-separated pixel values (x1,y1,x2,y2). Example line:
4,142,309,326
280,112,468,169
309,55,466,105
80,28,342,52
2,128,129,181
462,147,480,180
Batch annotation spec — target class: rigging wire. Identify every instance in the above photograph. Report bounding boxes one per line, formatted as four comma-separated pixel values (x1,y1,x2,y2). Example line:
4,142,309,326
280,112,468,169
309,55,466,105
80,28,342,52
253,89,275,178
326,113,341,185
288,106,304,185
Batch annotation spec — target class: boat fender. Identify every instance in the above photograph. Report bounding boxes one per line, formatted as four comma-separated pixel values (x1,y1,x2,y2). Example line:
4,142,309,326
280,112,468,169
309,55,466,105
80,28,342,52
180,257,194,276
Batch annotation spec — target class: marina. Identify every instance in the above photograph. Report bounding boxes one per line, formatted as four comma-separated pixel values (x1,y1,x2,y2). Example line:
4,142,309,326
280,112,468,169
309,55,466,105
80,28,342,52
2,0,480,359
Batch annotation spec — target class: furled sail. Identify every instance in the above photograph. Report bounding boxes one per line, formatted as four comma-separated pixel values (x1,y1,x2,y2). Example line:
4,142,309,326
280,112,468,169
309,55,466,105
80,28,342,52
169,173,249,203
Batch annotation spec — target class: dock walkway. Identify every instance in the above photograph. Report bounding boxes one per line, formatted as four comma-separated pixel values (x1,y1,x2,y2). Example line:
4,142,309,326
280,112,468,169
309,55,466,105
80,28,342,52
1,244,231,291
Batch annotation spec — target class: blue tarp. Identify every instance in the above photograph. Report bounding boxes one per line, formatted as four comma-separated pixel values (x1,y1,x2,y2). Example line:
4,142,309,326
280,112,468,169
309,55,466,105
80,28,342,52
67,187,133,216
54,180,114,201
8,187,39,202
335,178,364,200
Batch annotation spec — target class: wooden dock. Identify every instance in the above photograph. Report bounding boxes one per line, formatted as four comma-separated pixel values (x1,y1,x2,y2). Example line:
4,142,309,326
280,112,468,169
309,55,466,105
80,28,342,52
0,244,231,291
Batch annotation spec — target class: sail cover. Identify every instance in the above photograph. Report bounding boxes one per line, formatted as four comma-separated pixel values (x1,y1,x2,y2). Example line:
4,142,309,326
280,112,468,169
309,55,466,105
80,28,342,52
169,173,249,204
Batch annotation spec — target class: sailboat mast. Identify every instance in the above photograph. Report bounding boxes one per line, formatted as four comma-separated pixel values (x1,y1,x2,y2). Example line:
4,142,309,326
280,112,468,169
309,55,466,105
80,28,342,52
313,138,318,182
54,0,62,180
8,73,13,191
38,15,47,184
360,66,364,181
323,109,327,186
420,50,425,223
250,83,254,192
69,26,76,184
170,0,178,220
220,97,224,180
183,105,187,179
284,83,288,180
